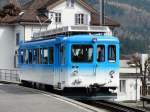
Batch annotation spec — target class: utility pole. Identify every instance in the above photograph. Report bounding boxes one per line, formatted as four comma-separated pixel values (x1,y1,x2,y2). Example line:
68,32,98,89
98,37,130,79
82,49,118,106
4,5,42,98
99,0,105,26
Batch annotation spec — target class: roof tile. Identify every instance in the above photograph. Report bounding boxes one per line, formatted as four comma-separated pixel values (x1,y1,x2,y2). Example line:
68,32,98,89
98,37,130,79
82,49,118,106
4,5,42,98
0,0,120,27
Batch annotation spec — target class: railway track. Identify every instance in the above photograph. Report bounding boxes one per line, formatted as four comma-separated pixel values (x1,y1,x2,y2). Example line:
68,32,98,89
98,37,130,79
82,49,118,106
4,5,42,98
85,100,146,112
21,83,146,112
18,82,147,112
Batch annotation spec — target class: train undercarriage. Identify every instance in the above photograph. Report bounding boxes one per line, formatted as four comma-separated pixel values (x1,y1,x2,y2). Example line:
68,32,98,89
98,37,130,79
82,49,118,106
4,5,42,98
63,84,117,100
21,80,117,100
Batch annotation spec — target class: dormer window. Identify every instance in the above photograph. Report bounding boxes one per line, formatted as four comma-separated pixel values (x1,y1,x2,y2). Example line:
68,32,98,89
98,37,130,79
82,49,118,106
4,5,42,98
66,0,74,7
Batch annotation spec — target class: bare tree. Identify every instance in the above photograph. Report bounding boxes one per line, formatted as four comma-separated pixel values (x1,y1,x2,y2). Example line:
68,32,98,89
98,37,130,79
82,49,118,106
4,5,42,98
129,54,150,96
142,57,150,95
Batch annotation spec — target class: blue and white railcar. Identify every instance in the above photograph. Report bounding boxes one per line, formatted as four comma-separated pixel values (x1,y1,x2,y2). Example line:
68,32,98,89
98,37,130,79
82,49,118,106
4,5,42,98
18,26,119,99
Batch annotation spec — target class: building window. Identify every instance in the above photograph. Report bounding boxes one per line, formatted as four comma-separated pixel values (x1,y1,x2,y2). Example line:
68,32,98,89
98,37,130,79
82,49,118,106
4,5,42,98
75,14,88,25
66,0,74,7
55,13,61,23
16,33,20,46
120,80,126,93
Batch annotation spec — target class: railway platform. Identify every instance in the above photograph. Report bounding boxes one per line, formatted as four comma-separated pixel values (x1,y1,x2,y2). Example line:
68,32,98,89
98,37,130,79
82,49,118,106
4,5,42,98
0,83,109,112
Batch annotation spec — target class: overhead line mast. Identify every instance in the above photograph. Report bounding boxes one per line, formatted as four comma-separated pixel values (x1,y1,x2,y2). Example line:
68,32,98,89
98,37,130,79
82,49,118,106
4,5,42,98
100,0,105,26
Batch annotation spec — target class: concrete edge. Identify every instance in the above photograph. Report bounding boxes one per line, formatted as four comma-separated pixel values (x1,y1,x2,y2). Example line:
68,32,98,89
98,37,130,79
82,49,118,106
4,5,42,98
18,85,104,112
0,81,20,84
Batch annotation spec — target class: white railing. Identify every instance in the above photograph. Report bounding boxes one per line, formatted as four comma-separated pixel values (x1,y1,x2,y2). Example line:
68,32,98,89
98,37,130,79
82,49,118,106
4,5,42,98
33,26,112,39
0,69,20,83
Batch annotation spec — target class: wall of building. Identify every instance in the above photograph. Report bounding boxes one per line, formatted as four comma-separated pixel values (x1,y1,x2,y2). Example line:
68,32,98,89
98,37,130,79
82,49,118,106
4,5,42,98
0,26,16,69
24,25,47,41
15,25,25,45
118,59,142,101
15,25,47,42
48,1,91,29
117,78,141,101
0,24,48,69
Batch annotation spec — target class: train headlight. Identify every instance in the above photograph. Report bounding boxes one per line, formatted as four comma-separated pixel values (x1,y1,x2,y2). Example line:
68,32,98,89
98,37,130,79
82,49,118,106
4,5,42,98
109,70,115,78
72,78,82,85
72,70,78,76
92,38,97,43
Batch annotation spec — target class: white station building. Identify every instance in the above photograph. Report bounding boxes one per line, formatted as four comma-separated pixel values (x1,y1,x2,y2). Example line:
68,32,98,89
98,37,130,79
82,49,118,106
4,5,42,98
118,54,149,101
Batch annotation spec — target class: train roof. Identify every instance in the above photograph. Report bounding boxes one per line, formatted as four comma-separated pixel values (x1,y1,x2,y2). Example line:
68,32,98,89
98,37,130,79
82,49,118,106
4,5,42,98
20,34,119,48
66,35,119,42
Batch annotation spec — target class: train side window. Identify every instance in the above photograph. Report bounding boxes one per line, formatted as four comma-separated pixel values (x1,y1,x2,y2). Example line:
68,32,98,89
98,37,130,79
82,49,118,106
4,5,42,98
108,45,116,62
97,45,105,62
20,49,24,64
38,48,42,64
61,46,65,64
33,49,38,64
43,48,48,64
49,47,54,64
29,49,32,64
24,49,29,64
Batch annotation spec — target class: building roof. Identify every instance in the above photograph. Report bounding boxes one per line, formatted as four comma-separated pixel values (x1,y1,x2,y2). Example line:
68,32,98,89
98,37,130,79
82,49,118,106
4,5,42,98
0,0,120,27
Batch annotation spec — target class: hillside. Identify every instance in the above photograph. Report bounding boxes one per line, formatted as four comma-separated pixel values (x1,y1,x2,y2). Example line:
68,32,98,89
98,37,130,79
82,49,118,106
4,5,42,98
88,0,150,54
0,0,9,8
0,0,31,8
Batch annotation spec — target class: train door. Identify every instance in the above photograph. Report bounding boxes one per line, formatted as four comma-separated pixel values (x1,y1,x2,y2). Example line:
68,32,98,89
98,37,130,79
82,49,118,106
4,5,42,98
95,44,119,85
55,44,66,89
95,44,106,84
71,44,95,85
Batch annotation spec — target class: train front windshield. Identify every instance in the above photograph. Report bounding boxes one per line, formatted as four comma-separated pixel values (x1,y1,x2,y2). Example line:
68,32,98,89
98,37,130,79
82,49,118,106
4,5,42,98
71,45,93,63
71,44,117,63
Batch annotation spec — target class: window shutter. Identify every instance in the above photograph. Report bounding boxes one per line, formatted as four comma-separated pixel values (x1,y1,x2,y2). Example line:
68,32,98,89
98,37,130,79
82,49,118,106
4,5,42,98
84,14,88,25
75,14,78,25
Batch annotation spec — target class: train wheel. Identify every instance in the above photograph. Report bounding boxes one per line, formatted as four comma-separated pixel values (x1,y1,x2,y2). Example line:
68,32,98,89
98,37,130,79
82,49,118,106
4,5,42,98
20,80,31,87
39,84,45,90
45,85,54,92
32,82,37,89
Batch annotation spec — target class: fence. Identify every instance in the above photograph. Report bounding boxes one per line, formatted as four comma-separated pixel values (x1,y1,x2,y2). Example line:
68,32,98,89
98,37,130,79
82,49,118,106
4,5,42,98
0,69,20,83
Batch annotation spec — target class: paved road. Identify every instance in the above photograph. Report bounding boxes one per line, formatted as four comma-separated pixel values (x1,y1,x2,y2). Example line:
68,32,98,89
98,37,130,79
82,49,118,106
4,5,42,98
0,84,109,112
